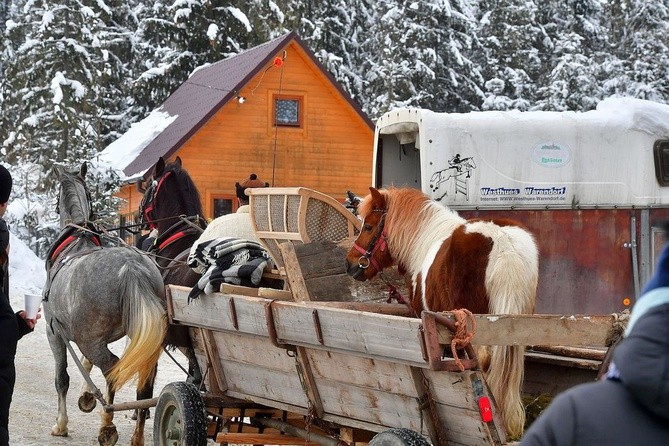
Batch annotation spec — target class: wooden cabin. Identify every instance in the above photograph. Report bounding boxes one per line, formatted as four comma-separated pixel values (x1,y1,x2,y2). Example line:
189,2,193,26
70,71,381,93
101,31,374,230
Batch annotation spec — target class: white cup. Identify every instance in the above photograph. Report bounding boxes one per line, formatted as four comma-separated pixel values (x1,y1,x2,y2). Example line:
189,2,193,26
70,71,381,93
24,293,41,320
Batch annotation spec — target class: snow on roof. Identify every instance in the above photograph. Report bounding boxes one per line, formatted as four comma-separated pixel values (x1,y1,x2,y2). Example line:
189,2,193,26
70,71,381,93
384,97,669,140
595,97,669,137
97,108,177,180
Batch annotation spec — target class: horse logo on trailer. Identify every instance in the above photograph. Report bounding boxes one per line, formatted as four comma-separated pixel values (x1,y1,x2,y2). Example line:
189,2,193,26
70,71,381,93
429,153,477,201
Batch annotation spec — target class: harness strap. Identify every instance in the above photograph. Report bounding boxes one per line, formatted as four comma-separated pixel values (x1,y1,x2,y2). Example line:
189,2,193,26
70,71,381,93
50,318,109,407
154,221,204,253
143,172,172,230
158,231,186,251
50,233,101,262
44,222,104,301
50,235,77,261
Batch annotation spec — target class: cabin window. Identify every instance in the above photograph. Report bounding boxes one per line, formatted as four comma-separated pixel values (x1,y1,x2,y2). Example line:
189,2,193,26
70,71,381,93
653,140,669,186
212,194,238,218
274,95,302,127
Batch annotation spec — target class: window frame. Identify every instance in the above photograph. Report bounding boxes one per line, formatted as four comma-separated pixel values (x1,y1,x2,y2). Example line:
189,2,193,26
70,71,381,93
273,94,303,128
210,193,238,219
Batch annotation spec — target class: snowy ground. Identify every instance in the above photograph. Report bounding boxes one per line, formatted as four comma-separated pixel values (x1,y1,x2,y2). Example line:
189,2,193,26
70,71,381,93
6,232,215,445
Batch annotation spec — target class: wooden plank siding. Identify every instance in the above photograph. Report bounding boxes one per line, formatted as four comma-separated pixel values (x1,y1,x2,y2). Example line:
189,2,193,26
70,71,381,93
118,39,373,219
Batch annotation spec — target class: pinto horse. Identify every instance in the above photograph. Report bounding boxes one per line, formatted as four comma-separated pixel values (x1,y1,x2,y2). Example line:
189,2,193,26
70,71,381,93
138,156,207,381
345,187,538,439
45,163,166,446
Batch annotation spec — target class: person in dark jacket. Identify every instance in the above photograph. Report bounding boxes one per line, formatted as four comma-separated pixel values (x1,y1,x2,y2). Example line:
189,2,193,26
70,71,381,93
520,242,669,446
0,165,39,446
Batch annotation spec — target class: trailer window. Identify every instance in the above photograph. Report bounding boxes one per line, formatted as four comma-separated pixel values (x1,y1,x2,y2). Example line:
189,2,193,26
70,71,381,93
653,140,669,186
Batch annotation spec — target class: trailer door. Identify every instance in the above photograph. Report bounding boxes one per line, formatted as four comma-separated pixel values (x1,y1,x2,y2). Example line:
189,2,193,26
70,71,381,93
375,127,421,189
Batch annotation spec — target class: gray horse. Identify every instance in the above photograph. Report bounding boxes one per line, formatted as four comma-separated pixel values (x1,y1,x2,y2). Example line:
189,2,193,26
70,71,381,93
44,163,167,446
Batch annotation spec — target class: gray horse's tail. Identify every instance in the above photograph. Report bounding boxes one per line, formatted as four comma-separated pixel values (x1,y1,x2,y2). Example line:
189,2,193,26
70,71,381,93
108,258,166,391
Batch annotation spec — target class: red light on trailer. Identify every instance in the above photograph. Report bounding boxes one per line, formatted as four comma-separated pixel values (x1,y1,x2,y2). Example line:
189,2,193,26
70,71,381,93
478,396,493,422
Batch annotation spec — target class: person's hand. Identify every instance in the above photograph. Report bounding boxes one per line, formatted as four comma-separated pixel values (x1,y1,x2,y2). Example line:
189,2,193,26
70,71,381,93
19,308,41,329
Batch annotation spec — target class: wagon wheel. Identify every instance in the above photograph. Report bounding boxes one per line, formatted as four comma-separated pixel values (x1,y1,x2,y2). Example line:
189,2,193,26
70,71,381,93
369,428,432,446
153,382,207,446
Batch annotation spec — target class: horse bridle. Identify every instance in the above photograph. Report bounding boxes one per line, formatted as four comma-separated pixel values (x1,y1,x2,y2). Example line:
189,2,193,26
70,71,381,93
352,209,388,272
139,170,206,260
139,172,172,230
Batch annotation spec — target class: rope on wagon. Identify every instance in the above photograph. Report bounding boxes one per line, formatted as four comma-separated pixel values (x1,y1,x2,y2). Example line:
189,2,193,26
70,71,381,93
450,308,476,372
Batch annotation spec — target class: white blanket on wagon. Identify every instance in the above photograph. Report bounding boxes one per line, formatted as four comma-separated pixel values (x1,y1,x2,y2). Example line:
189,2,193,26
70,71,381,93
187,237,272,299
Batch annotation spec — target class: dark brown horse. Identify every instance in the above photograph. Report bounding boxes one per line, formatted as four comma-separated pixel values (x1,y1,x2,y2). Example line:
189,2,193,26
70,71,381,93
345,187,539,439
138,156,207,382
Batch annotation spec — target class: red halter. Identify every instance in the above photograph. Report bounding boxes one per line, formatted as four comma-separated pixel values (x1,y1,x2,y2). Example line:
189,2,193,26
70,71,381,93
353,211,388,272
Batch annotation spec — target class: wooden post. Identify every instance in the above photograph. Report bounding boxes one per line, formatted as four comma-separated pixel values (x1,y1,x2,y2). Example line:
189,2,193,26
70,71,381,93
279,242,312,302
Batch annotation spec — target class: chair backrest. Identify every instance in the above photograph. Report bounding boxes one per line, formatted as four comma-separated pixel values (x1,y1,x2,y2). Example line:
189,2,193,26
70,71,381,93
248,187,361,271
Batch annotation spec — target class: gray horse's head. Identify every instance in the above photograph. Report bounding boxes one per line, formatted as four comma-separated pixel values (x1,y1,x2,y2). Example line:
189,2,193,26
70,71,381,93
55,163,92,228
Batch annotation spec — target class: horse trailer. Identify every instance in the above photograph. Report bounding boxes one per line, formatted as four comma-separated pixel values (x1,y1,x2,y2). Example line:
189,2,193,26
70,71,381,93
371,98,669,314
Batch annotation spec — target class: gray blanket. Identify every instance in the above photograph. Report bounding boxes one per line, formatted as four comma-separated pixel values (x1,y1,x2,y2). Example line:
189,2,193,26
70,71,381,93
187,237,272,298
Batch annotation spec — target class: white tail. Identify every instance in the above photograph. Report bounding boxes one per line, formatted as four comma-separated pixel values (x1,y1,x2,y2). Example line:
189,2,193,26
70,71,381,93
485,225,538,439
108,262,167,391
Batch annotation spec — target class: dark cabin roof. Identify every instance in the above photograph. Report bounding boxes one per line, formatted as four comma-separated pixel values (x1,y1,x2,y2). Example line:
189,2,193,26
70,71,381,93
120,31,374,178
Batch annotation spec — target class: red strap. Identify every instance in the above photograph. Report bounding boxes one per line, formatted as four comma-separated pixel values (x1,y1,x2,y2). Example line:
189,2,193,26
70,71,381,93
146,172,172,230
144,203,156,230
51,236,76,261
158,231,185,251
51,233,101,261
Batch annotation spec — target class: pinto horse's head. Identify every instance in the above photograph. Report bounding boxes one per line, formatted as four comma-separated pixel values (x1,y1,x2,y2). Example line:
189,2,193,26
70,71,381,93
345,187,395,281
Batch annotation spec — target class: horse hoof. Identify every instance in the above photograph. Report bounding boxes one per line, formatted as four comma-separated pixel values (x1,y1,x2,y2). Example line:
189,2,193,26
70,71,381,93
50,425,69,437
78,392,97,413
98,425,119,446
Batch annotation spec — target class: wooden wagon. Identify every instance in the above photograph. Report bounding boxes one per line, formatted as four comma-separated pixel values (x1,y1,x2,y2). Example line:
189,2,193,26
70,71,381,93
151,187,622,446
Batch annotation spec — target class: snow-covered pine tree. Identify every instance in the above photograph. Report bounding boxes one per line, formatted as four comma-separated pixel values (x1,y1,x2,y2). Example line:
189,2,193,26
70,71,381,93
1,0,130,177
240,0,288,42
0,0,129,253
534,0,608,111
91,0,142,147
601,0,669,102
363,0,484,118
277,0,373,109
477,0,544,111
129,0,263,120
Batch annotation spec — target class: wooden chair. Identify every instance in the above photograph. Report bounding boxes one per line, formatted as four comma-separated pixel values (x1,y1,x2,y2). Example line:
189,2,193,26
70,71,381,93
248,187,360,273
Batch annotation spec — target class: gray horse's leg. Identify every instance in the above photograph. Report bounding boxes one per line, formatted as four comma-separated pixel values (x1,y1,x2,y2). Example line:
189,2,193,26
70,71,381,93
46,326,70,437
78,356,97,413
98,382,118,446
78,342,120,446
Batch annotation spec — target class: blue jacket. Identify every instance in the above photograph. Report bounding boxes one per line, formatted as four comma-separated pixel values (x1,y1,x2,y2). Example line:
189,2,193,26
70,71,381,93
520,303,669,445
